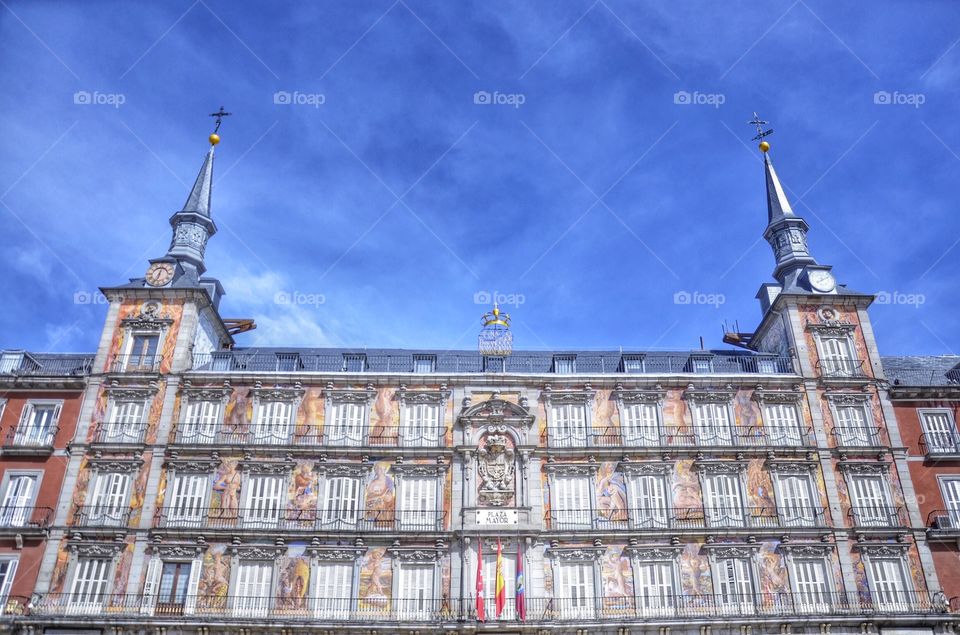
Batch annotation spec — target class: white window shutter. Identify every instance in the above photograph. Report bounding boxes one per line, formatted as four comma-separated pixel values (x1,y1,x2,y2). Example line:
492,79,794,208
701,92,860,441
140,557,161,615
183,558,203,615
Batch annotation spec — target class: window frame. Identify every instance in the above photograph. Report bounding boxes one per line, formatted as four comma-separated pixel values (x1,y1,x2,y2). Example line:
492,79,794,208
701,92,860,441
15,400,62,446
920,408,959,454
691,400,735,446
0,470,42,528
771,469,820,527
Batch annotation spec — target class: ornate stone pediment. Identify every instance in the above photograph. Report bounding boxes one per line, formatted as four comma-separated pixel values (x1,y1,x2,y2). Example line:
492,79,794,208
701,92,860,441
854,543,910,556
150,544,205,559
544,461,598,476
753,387,804,405
392,458,446,477
240,460,294,475
458,394,535,430
777,543,834,558
765,459,818,474
627,546,682,561
253,381,304,402
316,463,370,477
547,546,605,561
397,384,451,405
622,461,673,476
165,458,219,473
683,385,735,404
103,380,158,401
88,457,143,473
614,384,665,405
181,379,232,402
325,383,375,404
825,392,870,406
702,544,760,561
230,545,286,560
541,385,595,406
308,546,366,561
389,547,443,561
693,459,746,474
68,541,125,557
477,433,515,507
837,461,889,475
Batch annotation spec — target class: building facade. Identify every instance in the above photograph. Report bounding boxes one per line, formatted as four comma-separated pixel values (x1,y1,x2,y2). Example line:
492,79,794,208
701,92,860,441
0,351,93,627
1,131,956,634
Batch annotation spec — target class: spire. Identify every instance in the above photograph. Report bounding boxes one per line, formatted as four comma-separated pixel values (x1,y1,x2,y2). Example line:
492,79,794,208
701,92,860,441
180,146,214,217
764,152,796,223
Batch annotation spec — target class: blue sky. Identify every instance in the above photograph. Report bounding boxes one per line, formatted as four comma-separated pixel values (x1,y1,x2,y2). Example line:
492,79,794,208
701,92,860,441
1,1,958,355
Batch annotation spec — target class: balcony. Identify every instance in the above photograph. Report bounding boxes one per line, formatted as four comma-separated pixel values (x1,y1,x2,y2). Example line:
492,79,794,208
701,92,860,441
816,359,868,380
919,433,960,459
91,422,147,446
544,507,827,531
154,507,446,533
72,506,132,528
543,425,813,449
831,426,885,449
171,423,447,448
191,351,796,376
2,425,58,455
0,353,93,377
0,506,54,534
110,354,162,374
26,590,946,623
848,505,905,529
927,509,960,538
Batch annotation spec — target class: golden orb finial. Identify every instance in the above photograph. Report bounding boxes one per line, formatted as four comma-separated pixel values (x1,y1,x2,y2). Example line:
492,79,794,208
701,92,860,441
759,140,770,153
209,133,221,146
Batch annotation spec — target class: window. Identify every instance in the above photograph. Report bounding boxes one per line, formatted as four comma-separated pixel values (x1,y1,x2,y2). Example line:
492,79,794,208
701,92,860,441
396,563,434,620
67,558,110,614
0,353,23,374
482,356,504,372
242,476,283,528
555,561,595,619
341,354,366,372
128,334,160,370
482,551,516,620
234,561,273,617
167,474,208,527
628,474,668,529
940,478,960,528
210,352,232,371
15,402,59,446
691,358,713,373
103,400,144,443
252,400,293,445
715,557,755,614
412,355,436,373
621,355,644,373
402,403,440,447
314,562,353,618
181,400,222,443
399,476,438,530
158,562,193,614
552,355,576,374
819,336,856,376
834,404,874,446
553,475,592,529
550,404,588,447
634,561,674,615
321,476,361,529
694,402,733,445
621,402,660,446
0,474,38,527
849,475,893,527
328,402,365,446
867,557,912,610
88,472,130,526
275,353,301,372
776,474,818,527
791,558,831,613
921,410,958,454
0,558,17,615
703,473,745,527
764,403,804,446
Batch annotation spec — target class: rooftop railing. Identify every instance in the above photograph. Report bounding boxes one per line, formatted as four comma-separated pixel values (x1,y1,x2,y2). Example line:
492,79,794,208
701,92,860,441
0,354,93,377
544,506,827,531
154,507,446,532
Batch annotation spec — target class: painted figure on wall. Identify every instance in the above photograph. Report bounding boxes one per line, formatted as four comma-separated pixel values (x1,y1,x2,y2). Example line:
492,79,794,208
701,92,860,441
198,545,231,602
364,461,395,520
111,543,135,603
596,462,627,523
735,390,762,442
224,387,251,435
358,548,392,609
679,543,712,596
68,458,92,525
48,548,70,594
592,390,618,438
212,459,242,522
288,461,317,520
757,542,787,594
129,456,153,524
296,388,324,441
370,388,397,444
277,546,310,610
601,547,634,609
673,460,700,509
745,459,775,509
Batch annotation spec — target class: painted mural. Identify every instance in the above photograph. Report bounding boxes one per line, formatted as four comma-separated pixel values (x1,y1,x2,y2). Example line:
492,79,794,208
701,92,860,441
104,298,185,375
592,389,618,438
197,544,231,603
223,387,252,437
370,387,397,442
596,462,627,524
211,458,242,522
66,457,91,526
111,541,135,601
129,454,153,524
679,542,712,596
734,389,762,441
288,461,318,521
364,461,395,520
276,545,310,610
757,541,788,595
745,458,775,510
673,460,700,509
295,387,324,442
48,547,70,594
601,546,634,612
357,547,392,611
799,304,873,377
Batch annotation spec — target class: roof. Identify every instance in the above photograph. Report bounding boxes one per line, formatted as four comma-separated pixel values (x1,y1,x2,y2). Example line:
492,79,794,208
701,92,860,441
882,355,960,387
0,351,95,377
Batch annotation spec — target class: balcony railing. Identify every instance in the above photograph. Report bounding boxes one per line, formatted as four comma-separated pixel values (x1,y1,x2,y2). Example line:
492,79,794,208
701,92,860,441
154,507,446,532
191,352,796,376
91,423,147,445
927,509,960,535
816,359,868,379
171,423,447,448
0,354,93,377
919,432,960,457
26,590,946,622
110,354,162,373
848,505,905,529
72,506,132,528
3,425,58,449
0,506,54,530
545,507,827,531
830,426,885,448
544,425,813,449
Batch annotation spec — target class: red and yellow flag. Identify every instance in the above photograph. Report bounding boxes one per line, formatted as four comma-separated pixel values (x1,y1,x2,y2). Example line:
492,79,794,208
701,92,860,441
495,538,506,617
476,539,485,621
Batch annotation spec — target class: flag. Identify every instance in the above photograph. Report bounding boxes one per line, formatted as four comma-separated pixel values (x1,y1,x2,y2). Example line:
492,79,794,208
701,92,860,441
495,538,506,618
515,542,526,621
475,539,485,621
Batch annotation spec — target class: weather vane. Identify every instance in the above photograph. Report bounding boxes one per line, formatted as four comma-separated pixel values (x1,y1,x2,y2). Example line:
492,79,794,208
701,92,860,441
748,112,773,152
207,106,231,146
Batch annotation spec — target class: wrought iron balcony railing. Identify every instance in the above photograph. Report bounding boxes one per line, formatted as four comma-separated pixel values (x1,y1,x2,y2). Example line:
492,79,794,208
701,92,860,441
816,359,868,379
848,505,906,529
2,425,58,450
544,425,814,449
91,422,147,445
0,506,53,530
26,590,947,622
919,432,960,457
72,506,132,528
109,354,162,374
927,509,960,535
154,507,446,532
544,506,827,531
830,426,885,448
171,423,447,448
0,354,93,377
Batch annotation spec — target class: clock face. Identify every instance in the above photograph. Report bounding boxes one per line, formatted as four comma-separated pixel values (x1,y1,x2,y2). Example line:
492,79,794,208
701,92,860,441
145,262,175,287
808,269,836,293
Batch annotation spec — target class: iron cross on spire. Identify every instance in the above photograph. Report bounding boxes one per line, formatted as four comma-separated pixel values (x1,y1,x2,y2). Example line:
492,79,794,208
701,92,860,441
748,112,773,141
209,106,232,133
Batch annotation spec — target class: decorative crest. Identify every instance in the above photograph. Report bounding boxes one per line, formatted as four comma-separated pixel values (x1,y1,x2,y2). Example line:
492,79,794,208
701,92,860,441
479,303,513,356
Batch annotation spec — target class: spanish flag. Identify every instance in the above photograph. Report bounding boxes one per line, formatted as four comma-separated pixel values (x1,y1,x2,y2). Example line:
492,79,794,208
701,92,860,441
495,538,506,617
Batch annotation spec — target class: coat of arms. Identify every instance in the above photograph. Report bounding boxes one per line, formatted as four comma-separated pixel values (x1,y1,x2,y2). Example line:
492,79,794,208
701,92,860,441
477,434,515,507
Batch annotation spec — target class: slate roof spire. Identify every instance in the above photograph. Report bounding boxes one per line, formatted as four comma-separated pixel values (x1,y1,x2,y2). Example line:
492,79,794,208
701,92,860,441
164,129,221,275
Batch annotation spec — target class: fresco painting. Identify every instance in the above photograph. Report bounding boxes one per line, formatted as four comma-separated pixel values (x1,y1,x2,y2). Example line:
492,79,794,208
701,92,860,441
66,457,91,526
370,388,398,443
661,390,684,429
144,382,166,445
295,387,324,441
105,299,185,374
757,541,787,595
276,545,310,610
211,458,242,523
111,541,135,602
223,387,252,436
592,389,618,438
908,545,928,593
288,461,318,521
734,389,761,438
129,455,153,524
679,542,712,596
850,551,871,604
673,460,700,509
364,461,395,521
798,305,872,378
745,459,775,510
358,547,392,611
601,546,634,612
596,462,627,524
48,547,70,594
197,545,231,602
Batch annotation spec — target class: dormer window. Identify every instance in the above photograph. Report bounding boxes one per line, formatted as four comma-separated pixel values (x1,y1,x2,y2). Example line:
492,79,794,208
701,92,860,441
552,355,576,374
275,353,302,372
341,354,366,372
413,355,436,373
621,355,644,373
483,356,504,373
0,352,24,374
